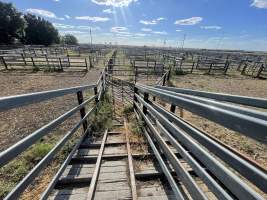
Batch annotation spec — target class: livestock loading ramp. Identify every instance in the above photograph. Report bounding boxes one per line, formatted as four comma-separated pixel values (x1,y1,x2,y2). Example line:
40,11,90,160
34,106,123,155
0,69,267,200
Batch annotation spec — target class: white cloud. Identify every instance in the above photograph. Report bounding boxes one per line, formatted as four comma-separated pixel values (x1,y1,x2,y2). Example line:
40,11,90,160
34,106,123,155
53,23,75,29
53,0,60,2
174,17,203,25
157,17,165,21
139,17,166,25
176,29,182,32
251,0,267,8
201,26,222,30
135,33,147,37
53,23,100,31
140,20,157,25
153,31,168,35
75,16,110,22
77,26,100,31
64,15,71,19
141,28,152,32
59,30,87,34
91,0,137,7
26,8,64,20
110,27,132,36
103,9,116,14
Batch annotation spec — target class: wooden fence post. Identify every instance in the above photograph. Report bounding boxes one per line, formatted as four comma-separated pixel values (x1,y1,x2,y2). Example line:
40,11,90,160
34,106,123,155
1,56,8,70
31,57,35,68
59,58,63,71
67,55,71,67
256,64,264,78
77,91,88,132
89,55,93,69
21,54,27,66
85,58,88,71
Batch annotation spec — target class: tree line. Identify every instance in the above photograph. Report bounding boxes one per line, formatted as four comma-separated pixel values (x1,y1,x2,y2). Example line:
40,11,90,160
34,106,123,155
0,1,78,46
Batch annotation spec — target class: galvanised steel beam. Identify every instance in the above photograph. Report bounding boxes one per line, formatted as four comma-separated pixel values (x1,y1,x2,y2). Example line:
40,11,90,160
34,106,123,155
156,86,267,109
152,102,267,193
4,107,96,200
40,125,92,200
0,95,96,167
135,94,265,200
0,84,96,112
135,102,208,200
152,86,267,121
136,84,267,144
134,109,186,200
155,120,234,200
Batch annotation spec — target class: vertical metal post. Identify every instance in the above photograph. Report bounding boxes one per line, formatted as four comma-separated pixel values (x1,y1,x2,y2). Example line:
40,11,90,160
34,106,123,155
77,91,88,132
162,75,166,86
94,86,98,104
121,81,124,105
170,104,176,113
143,92,149,115
133,87,138,108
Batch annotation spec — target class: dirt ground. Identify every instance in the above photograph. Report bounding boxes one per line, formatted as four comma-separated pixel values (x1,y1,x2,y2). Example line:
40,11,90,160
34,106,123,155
0,69,102,199
0,69,102,150
170,72,267,169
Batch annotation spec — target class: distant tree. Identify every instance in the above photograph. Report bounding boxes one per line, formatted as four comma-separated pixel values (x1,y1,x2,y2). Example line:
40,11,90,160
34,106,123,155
0,2,26,44
62,34,78,45
23,14,60,46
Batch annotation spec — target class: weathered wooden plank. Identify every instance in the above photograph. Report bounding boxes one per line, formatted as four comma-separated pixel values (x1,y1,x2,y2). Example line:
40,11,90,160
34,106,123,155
75,148,99,156
94,190,132,200
99,165,127,173
48,192,87,200
87,129,108,200
48,187,88,200
106,134,125,143
98,171,128,181
104,145,127,155
62,164,95,176
96,181,130,191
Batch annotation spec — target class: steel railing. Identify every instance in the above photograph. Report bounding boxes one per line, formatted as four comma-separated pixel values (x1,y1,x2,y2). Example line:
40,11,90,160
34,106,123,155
134,83,267,200
0,72,106,200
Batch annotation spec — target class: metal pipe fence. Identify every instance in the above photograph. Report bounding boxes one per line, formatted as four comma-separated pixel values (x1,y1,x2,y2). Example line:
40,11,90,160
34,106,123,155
133,83,267,200
0,72,106,200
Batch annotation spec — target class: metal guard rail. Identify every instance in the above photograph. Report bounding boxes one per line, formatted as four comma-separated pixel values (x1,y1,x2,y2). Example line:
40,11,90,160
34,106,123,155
0,73,106,200
136,84,267,144
134,84,267,200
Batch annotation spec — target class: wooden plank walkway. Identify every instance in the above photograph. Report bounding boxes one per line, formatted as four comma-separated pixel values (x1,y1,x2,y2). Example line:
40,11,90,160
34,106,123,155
47,122,182,200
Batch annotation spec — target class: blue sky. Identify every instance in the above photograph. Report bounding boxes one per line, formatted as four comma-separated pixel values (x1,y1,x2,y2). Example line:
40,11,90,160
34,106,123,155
2,0,267,51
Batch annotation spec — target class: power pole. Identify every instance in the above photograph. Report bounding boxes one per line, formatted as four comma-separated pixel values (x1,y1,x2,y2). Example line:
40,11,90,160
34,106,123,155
90,28,93,46
181,34,186,49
